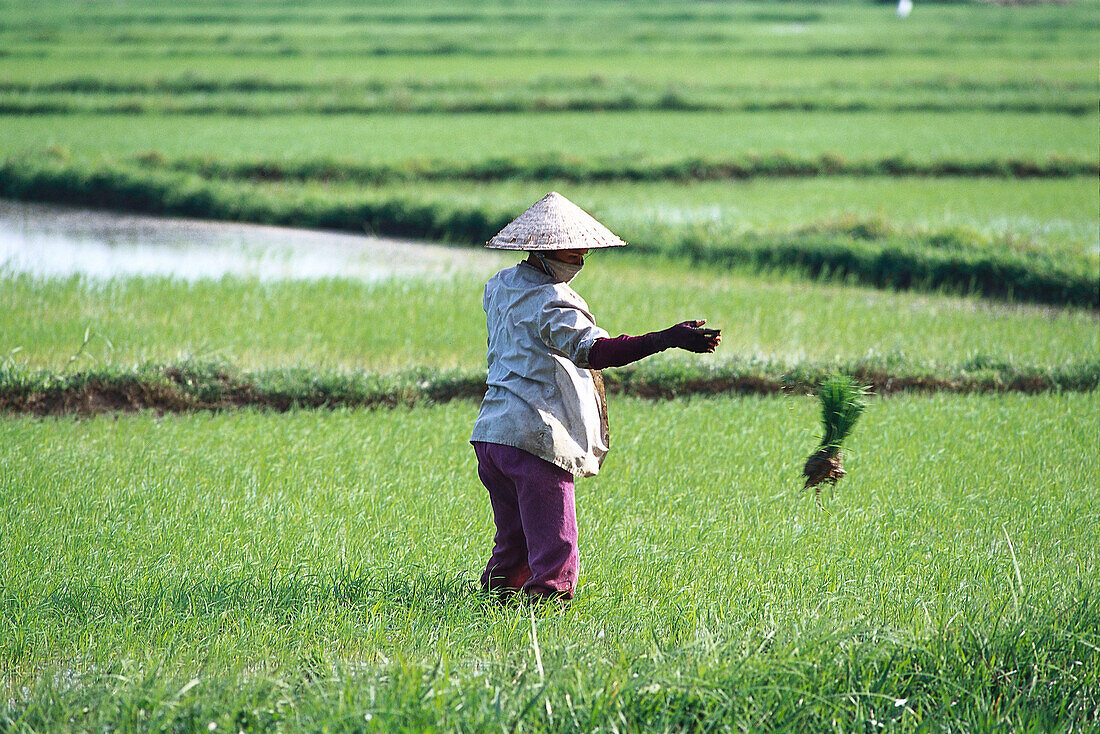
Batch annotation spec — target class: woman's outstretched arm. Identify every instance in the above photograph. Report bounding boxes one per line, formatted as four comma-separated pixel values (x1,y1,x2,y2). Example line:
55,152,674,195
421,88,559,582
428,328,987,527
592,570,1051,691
587,320,721,369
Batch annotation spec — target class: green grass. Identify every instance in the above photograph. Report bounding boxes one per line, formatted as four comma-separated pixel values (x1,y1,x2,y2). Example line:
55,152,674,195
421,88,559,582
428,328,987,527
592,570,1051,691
2,50,1094,88
2,392,1097,730
6,110,1096,162
272,177,1096,257
2,1,1098,728
3,260,1096,372
4,81,1093,115
9,156,1098,252
1,0,1096,307
4,161,1094,306
2,0,1096,62
2,0,1095,122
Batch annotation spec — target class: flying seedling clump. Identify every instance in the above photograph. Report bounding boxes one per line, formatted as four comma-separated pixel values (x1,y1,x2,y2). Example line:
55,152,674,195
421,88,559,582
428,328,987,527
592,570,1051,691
802,374,868,506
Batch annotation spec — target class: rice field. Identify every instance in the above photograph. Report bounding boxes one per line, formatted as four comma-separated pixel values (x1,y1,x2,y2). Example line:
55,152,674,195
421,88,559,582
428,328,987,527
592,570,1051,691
3,394,1098,731
2,0,1096,304
251,177,1098,256
2,0,1098,730
1,1,1095,67
6,111,1097,162
3,261,1096,372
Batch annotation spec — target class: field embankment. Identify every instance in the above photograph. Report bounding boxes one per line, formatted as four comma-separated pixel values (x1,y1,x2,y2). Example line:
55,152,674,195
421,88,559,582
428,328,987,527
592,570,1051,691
2,77,1095,116
143,151,1098,182
3,358,1096,416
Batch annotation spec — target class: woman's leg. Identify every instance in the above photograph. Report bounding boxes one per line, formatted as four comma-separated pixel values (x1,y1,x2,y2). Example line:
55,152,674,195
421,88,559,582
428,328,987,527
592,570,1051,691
491,446,578,600
473,442,532,595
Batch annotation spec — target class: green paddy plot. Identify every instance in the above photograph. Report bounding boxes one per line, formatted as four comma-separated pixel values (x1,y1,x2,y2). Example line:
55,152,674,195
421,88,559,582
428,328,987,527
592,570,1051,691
3,260,1096,372
2,0,1094,187
1,0,1096,68
3,163,1093,306
2,393,1097,730
1,0,1096,310
2,52,1095,91
5,110,1096,163
302,177,1098,256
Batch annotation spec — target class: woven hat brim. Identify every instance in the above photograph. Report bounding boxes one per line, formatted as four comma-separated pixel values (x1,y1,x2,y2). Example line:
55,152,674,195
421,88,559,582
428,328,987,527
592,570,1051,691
486,192,627,250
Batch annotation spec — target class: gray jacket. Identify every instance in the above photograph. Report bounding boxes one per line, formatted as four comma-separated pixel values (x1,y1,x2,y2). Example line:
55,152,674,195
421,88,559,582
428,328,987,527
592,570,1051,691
470,262,610,477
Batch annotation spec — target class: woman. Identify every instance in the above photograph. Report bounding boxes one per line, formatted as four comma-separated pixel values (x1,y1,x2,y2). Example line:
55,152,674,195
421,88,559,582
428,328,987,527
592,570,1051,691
471,192,721,603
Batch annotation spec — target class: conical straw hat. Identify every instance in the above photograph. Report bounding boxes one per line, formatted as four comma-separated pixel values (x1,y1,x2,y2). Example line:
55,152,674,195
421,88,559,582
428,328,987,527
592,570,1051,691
486,192,627,250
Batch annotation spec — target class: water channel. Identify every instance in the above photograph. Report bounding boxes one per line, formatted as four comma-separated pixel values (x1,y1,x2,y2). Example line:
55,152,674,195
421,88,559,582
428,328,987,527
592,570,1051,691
0,199,506,281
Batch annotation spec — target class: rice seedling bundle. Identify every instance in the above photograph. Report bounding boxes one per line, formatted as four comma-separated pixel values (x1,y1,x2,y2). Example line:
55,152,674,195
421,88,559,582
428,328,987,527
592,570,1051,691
802,374,867,506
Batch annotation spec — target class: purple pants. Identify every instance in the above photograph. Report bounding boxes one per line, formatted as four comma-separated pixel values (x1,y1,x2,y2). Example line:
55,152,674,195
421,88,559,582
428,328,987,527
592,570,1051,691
472,441,578,599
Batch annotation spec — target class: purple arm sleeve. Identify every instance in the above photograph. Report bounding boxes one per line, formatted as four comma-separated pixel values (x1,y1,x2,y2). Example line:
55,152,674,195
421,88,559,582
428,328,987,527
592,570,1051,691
587,332,668,370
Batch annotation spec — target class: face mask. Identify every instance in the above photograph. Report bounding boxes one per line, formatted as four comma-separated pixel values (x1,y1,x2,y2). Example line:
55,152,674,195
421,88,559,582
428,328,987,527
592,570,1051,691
534,253,583,283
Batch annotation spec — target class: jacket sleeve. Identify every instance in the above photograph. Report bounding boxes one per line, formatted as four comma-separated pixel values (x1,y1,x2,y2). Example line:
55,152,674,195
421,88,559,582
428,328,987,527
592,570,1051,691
587,332,670,369
537,290,609,368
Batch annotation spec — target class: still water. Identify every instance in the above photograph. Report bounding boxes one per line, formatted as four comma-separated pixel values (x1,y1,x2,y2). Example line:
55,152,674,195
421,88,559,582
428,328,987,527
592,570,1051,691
0,199,505,281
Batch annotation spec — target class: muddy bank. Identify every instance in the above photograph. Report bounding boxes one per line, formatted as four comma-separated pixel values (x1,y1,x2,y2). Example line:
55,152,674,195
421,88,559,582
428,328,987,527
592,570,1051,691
3,360,1095,417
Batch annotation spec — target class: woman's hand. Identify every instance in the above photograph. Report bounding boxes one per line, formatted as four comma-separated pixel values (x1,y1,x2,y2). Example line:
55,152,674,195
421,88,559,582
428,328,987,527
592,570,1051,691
661,320,721,353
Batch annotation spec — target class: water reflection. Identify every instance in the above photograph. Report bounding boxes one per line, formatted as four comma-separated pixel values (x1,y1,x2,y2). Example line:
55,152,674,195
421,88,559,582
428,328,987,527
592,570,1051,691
0,199,505,281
